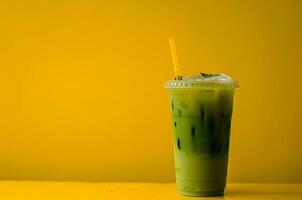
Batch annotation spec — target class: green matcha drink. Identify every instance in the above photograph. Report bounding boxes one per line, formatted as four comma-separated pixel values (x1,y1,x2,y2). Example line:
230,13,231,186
166,73,238,197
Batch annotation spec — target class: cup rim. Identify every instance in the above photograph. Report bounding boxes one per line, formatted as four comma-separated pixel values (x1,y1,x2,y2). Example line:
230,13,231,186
165,80,239,89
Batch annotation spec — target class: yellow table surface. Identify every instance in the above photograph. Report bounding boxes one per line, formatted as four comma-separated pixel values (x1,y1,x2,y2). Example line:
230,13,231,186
0,182,301,200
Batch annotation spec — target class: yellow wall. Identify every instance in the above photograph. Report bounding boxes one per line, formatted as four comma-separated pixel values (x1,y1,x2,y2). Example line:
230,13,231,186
0,0,301,182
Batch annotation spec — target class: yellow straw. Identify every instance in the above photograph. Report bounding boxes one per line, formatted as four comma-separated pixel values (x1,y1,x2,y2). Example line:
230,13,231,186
169,37,181,80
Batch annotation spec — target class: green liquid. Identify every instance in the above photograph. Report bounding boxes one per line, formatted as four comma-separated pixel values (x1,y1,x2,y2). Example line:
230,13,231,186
169,87,235,196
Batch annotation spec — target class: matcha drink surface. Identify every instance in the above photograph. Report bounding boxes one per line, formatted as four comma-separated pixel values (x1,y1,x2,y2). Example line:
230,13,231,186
166,73,238,196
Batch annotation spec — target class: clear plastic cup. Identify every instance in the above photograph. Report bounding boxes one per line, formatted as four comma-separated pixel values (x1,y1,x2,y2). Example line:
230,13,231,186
166,78,238,196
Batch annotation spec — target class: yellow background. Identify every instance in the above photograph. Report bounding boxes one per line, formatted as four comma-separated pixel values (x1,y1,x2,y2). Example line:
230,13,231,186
0,0,301,182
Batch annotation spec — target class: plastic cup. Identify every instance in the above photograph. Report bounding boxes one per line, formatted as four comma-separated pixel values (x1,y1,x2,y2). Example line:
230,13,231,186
166,79,238,196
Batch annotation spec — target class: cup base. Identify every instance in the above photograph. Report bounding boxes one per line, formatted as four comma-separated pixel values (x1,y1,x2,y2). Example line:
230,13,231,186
179,189,224,197
176,178,226,197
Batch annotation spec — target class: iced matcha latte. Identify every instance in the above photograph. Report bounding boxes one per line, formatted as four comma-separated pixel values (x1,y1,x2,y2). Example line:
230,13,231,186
166,73,238,197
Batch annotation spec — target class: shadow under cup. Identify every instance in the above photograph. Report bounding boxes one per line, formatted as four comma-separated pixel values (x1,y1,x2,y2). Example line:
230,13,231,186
166,82,237,197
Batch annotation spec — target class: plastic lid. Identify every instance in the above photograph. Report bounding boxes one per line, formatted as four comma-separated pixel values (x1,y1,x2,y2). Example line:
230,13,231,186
165,73,239,88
